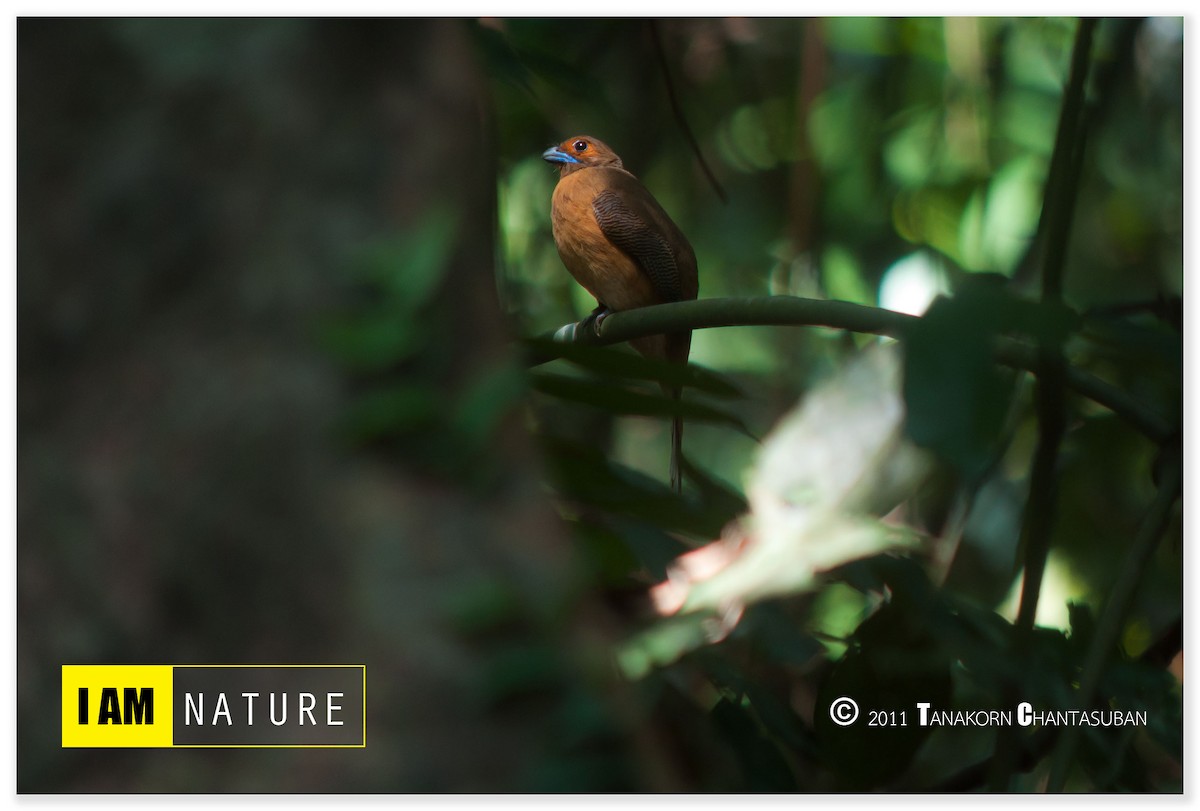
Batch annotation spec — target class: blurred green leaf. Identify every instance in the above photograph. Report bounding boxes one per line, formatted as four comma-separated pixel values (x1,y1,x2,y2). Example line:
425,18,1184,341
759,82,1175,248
319,313,424,372
904,277,1080,479
695,645,819,756
884,107,941,188
808,79,875,172
476,643,563,706
658,348,928,617
541,435,736,540
571,521,645,585
710,697,798,791
733,604,826,671
679,455,748,525
470,22,535,95
903,292,1015,479
813,597,953,789
979,156,1046,273
359,207,458,310
821,244,875,307
524,337,746,398
341,383,442,442
1080,315,1182,372
617,613,716,681
320,207,458,376
441,576,526,637
452,360,530,448
531,372,754,435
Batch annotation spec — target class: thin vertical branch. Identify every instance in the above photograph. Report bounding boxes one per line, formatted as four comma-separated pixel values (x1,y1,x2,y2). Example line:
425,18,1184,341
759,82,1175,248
788,19,826,255
1038,17,1098,304
648,20,728,204
1014,9,1097,655
1044,450,1181,790
989,17,1097,791
1010,357,1068,635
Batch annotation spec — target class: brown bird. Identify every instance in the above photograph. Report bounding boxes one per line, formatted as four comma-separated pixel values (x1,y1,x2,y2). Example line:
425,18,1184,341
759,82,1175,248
543,135,699,493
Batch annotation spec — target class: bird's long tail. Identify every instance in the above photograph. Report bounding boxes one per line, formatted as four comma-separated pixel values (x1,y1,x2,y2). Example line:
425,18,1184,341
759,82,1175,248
664,329,691,496
669,386,683,495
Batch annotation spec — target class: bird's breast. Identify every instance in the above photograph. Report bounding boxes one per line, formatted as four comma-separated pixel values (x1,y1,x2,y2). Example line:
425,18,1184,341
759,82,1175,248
550,172,659,312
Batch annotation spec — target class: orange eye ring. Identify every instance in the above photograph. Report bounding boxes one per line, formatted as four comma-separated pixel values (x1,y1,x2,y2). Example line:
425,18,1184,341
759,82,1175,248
572,139,588,153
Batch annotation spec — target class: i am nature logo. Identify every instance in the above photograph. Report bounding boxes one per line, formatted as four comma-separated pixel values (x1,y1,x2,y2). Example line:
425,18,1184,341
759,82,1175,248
62,664,365,748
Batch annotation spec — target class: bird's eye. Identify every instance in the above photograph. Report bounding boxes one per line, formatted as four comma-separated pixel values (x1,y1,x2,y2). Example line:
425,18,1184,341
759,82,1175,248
572,139,588,152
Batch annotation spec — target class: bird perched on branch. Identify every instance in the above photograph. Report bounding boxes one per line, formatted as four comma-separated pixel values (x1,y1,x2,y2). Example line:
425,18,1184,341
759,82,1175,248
542,135,699,493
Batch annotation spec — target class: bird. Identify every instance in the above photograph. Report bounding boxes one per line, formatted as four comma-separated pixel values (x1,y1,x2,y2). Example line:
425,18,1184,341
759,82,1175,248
542,135,699,494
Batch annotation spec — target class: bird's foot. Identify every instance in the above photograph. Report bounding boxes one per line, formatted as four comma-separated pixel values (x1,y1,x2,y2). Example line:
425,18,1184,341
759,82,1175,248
580,305,612,337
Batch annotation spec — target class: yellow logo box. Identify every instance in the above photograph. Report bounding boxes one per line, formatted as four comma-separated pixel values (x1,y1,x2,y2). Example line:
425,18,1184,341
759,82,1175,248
62,665,173,748
62,665,366,748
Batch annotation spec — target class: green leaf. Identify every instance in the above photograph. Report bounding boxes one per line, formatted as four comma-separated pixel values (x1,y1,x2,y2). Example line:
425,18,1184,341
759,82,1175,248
710,697,798,791
572,518,686,583
571,521,645,585
540,435,736,540
523,337,746,398
476,643,563,706
531,372,753,435
903,292,1015,479
679,455,748,524
694,642,821,755
821,244,875,308
616,613,715,681
341,383,442,442
318,312,424,372
470,22,536,95
813,597,953,789
1081,315,1182,371
440,576,525,636
452,360,529,448
357,207,458,310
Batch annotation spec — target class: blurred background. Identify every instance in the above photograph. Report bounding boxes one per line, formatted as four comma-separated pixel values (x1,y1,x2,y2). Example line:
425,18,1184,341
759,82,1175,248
18,18,1182,791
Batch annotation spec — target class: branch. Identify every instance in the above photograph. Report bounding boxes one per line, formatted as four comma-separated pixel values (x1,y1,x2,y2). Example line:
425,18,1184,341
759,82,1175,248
648,20,728,205
1045,448,1181,791
529,295,1174,444
930,608,1181,793
1038,18,1097,303
993,340,1172,443
989,18,1095,790
591,295,913,341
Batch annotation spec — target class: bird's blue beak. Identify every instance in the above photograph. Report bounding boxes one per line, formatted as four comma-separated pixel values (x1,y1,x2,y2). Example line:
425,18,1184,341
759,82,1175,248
542,146,580,165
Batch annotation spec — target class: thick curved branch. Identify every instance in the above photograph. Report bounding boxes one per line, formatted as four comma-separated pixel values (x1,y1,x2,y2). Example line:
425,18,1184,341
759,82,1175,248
531,295,1174,444
592,295,915,341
